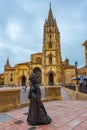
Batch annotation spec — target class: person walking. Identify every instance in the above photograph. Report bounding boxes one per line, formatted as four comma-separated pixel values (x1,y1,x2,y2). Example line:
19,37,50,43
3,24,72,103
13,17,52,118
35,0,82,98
25,85,27,92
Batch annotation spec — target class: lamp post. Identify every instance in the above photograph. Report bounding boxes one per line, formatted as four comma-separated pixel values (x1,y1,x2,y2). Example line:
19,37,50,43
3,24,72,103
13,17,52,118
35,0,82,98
75,61,78,85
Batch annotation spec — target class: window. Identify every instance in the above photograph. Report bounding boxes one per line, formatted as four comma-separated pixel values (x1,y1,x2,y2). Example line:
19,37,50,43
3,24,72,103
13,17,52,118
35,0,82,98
10,78,13,81
10,74,13,82
49,41,52,48
49,57,52,64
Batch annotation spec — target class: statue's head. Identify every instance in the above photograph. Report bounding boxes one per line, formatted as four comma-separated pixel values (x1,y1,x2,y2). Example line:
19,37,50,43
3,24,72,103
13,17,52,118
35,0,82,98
29,72,41,84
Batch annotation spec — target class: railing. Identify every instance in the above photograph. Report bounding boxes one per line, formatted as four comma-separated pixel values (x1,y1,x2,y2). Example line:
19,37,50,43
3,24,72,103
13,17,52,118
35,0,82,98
64,84,87,100
79,85,87,94
65,84,76,91
65,84,87,94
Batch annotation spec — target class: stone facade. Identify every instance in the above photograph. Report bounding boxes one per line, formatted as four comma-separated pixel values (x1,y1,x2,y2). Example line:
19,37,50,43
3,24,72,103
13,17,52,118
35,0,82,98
0,73,4,85
83,40,87,66
77,41,87,78
3,5,79,86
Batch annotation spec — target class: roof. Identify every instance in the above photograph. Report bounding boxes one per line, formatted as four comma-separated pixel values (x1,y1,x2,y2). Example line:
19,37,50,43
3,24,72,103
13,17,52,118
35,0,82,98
31,52,42,56
17,62,29,65
5,67,16,71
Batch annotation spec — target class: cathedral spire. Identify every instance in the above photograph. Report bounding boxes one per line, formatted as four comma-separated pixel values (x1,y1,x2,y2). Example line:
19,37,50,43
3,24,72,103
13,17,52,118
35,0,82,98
50,1,51,9
48,2,54,21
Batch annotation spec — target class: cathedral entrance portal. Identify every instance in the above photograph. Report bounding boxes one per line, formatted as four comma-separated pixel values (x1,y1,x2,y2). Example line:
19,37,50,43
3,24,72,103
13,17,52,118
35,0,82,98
21,76,26,86
49,73,54,85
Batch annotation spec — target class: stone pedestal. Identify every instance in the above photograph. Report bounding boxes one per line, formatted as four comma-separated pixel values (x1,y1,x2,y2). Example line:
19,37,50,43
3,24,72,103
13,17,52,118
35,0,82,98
45,86,62,100
0,88,21,112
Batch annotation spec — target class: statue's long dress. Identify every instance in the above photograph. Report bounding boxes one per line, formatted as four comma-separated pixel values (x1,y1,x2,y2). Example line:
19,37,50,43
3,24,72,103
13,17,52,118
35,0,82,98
27,83,52,125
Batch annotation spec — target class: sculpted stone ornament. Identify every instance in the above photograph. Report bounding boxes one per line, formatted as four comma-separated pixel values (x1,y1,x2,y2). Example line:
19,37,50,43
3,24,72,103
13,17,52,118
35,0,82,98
27,72,52,125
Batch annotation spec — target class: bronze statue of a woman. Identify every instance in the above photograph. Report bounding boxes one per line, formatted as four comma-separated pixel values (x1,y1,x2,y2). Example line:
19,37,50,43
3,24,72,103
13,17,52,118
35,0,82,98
27,72,52,125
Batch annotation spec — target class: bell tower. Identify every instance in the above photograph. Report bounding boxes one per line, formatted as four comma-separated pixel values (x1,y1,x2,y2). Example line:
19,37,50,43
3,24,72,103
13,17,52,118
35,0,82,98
42,4,62,85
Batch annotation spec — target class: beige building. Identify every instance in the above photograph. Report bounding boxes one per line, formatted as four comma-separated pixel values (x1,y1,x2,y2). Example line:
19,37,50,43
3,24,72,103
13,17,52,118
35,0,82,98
3,5,78,86
78,40,87,76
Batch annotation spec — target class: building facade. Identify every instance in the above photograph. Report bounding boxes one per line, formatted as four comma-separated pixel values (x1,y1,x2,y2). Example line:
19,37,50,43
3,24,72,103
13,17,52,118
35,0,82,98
3,5,76,87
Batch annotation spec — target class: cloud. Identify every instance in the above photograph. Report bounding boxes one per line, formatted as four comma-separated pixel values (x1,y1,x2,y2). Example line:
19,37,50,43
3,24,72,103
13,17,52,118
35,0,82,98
5,20,22,40
0,0,87,73
15,0,46,13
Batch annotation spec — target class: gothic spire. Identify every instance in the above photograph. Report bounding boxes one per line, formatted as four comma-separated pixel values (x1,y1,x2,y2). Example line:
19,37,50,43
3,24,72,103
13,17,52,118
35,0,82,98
48,2,54,21
5,57,10,67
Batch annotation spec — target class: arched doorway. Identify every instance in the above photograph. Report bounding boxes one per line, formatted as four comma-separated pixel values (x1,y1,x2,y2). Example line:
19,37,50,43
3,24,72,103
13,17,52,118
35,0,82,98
21,76,26,86
49,73,54,85
33,67,41,84
33,67,41,74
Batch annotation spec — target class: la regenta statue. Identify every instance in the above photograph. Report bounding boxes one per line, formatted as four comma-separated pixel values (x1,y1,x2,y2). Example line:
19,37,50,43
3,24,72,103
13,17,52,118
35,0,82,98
27,72,52,125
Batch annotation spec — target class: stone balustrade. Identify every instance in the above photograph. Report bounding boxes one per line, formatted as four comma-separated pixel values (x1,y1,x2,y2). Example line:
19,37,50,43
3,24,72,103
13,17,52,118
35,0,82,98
0,88,21,112
45,86,62,100
64,87,87,100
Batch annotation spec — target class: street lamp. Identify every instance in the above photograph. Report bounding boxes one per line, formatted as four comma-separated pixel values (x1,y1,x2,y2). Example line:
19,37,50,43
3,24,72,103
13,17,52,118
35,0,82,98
75,61,78,85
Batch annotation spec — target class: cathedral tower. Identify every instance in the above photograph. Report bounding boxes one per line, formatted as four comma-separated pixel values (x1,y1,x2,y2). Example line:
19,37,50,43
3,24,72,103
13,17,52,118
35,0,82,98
42,4,62,85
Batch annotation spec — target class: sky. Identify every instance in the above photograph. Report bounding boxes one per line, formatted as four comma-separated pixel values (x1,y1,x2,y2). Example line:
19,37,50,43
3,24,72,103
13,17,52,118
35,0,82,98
0,0,87,73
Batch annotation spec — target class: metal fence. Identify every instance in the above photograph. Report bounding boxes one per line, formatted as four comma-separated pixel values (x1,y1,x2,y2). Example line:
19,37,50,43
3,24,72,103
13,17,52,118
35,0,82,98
65,84,87,94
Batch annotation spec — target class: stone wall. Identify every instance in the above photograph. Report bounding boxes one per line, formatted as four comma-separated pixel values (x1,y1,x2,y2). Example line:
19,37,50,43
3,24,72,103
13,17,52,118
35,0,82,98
45,86,62,100
64,87,87,100
0,88,21,112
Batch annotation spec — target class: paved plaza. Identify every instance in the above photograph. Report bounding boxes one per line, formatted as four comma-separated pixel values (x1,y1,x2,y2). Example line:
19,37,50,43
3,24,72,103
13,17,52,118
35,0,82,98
0,87,87,130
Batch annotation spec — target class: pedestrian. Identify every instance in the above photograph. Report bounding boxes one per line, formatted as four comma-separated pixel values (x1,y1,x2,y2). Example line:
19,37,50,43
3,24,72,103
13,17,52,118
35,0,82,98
80,75,84,92
27,72,52,125
25,85,27,92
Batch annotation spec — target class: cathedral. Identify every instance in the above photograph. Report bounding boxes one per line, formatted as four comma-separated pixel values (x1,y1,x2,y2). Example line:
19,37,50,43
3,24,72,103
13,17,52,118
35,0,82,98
2,5,87,87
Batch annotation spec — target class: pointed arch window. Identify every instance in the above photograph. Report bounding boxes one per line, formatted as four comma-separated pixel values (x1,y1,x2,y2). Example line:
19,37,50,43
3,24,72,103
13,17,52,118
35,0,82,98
50,35,51,39
49,56,52,64
49,41,52,48
10,74,13,82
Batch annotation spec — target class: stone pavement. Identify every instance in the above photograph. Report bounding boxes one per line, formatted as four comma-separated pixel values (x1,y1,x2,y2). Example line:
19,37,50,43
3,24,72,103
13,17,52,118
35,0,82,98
0,88,87,130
